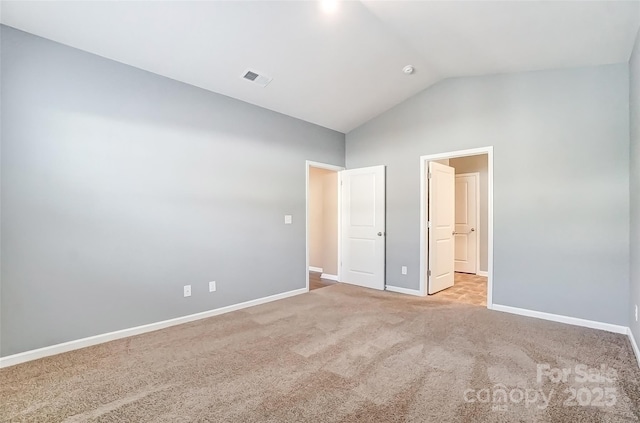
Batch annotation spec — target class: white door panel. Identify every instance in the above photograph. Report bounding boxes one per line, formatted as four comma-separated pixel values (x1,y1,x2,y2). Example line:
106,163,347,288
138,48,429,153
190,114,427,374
454,174,478,274
428,162,455,294
341,166,385,290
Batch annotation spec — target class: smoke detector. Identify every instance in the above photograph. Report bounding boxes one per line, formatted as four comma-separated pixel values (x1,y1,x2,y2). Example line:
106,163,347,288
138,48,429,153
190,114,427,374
403,65,415,75
241,69,272,87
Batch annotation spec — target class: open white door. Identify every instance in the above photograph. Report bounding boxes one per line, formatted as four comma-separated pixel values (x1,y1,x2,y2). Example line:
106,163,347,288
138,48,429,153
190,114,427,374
428,161,455,294
454,174,478,274
340,166,385,290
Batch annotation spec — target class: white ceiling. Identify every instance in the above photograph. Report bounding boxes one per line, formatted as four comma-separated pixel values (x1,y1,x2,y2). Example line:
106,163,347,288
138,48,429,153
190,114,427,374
1,1,639,133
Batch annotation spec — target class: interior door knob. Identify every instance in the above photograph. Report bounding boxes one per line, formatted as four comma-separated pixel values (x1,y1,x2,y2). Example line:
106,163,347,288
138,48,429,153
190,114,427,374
377,232,383,236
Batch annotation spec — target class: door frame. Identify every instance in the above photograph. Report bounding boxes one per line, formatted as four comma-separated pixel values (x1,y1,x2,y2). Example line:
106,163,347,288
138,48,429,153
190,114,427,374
305,160,344,292
419,147,494,309
455,172,480,275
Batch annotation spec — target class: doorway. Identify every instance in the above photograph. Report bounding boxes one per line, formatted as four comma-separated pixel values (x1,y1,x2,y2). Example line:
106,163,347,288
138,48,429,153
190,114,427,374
305,161,387,292
419,147,494,308
305,161,343,291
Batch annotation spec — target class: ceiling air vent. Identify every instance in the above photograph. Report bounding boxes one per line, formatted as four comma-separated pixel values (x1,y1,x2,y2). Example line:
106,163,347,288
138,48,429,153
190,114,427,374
243,71,259,81
241,69,272,88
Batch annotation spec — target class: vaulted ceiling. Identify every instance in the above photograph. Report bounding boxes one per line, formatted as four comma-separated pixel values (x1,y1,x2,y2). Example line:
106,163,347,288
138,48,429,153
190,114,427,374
2,1,639,133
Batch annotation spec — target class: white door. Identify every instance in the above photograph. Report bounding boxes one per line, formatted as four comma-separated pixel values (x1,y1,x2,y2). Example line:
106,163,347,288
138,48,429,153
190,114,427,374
428,162,455,294
454,174,478,274
340,165,385,290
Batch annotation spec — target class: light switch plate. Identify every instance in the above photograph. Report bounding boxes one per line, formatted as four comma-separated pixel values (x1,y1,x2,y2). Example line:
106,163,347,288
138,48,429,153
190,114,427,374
401,266,407,275
209,281,216,292
184,285,191,297
284,215,292,224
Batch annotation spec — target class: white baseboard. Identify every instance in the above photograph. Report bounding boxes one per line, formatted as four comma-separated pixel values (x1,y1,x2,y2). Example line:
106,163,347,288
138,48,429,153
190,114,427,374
628,328,640,369
320,273,338,281
476,271,489,277
309,266,323,273
4,289,635,370
0,287,307,369
492,304,627,334
385,285,423,297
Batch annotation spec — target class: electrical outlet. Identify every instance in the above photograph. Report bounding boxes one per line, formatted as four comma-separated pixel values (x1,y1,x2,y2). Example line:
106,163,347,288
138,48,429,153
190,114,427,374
209,281,216,292
401,266,407,275
183,285,191,297
636,304,638,322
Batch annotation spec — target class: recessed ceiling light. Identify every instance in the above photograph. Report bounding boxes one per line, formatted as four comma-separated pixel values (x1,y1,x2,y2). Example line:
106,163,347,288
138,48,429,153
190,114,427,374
403,65,415,75
320,0,339,14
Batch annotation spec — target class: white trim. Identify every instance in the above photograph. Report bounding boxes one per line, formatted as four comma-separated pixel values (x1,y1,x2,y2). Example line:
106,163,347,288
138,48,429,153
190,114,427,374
320,273,339,281
628,328,640,369
419,158,426,296
305,161,344,292
0,288,307,369
477,271,489,277
420,147,494,310
419,147,492,162
492,304,627,334
385,285,423,296
309,266,323,273
337,172,343,284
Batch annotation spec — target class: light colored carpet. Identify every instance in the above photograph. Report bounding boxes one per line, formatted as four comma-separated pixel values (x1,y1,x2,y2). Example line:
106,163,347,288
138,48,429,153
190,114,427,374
1,283,639,422
430,273,487,306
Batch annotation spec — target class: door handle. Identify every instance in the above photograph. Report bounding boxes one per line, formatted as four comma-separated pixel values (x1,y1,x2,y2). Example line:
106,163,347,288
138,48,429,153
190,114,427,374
453,228,475,235
377,232,383,236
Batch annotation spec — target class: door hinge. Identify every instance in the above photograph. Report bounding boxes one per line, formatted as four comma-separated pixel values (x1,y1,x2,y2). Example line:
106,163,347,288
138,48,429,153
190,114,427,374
427,270,431,277
428,172,432,179
427,221,431,229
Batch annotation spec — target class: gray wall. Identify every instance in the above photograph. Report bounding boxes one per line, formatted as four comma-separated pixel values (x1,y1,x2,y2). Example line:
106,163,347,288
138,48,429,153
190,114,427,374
449,155,488,273
0,26,345,356
347,64,630,326
630,29,640,342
